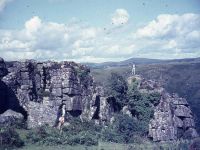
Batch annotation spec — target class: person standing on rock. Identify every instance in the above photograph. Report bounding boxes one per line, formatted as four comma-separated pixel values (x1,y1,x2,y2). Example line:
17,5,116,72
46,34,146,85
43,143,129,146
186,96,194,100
132,64,136,75
57,103,66,131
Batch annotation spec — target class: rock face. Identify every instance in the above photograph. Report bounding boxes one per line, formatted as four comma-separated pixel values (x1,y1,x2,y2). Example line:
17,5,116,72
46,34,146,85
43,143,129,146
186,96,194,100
142,79,199,141
0,57,198,142
0,58,115,128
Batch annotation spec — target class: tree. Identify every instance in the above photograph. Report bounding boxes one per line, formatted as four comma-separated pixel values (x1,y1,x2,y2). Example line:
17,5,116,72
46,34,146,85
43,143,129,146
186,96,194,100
101,113,143,143
106,72,128,110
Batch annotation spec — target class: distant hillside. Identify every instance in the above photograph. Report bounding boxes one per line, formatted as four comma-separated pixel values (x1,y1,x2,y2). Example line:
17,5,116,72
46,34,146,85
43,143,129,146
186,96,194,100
84,57,200,69
91,61,200,133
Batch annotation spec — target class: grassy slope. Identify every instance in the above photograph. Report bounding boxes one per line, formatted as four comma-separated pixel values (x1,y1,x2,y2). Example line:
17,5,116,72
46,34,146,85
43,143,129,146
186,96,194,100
91,62,200,132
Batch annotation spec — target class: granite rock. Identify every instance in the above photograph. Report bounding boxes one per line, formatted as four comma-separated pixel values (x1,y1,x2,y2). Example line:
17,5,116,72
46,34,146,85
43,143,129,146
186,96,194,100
148,84,198,141
0,58,114,128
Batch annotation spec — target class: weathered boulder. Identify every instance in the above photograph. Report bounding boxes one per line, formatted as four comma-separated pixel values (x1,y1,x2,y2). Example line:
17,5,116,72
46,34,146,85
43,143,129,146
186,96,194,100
0,109,24,126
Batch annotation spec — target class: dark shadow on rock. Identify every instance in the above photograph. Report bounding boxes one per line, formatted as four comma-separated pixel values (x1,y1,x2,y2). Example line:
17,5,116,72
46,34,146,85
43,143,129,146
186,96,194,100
92,95,100,119
69,110,82,117
0,80,28,120
107,96,121,112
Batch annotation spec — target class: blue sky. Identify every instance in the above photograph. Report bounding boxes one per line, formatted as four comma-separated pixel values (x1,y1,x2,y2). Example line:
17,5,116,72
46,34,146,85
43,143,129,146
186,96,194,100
1,0,200,29
0,0,200,62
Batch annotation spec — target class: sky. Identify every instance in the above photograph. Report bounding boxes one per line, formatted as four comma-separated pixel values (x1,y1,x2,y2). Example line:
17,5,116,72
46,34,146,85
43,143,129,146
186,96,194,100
0,0,200,62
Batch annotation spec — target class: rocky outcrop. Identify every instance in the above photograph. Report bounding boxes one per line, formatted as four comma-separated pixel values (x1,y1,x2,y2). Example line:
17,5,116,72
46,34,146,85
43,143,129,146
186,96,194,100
0,58,114,128
142,79,199,141
0,57,198,142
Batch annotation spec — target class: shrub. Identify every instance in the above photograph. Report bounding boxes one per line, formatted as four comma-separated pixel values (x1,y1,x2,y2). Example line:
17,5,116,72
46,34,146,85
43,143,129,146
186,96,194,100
26,120,101,146
64,131,98,146
126,88,161,134
101,114,144,143
104,72,161,136
105,72,128,110
62,118,100,146
0,127,24,149
101,128,124,143
26,125,61,145
148,92,161,106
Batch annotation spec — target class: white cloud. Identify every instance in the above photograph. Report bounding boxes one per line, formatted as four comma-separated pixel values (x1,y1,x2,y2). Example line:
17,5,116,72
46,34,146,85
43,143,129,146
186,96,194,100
136,13,200,39
0,0,13,13
0,13,200,62
111,9,129,26
25,16,42,33
134,13,200,58
80,27,99,39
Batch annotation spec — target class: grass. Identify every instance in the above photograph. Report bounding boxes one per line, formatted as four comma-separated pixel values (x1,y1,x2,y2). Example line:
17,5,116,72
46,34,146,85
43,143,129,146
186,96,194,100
13,140,194,150
97,140,191,150
14,145,98,150
16,129,29,141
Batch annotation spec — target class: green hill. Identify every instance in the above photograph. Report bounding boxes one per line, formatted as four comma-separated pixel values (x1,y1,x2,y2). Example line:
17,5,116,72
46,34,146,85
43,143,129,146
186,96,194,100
84,57,200,69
